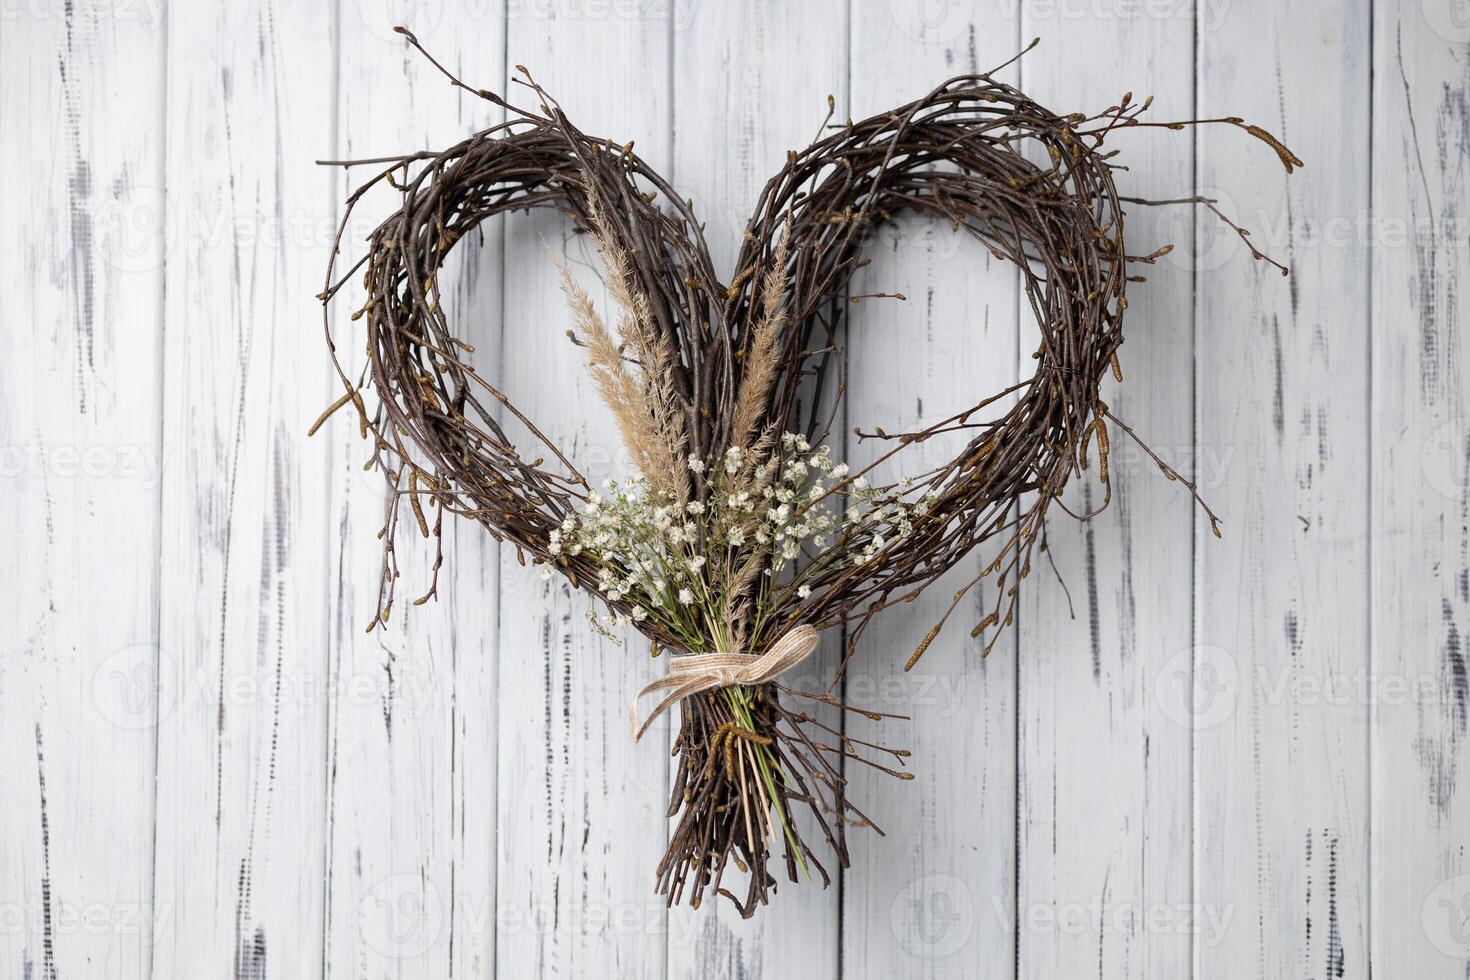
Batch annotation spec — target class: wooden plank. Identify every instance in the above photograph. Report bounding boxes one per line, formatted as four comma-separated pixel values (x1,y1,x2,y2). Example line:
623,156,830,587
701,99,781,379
324,9,503,976
842,4,1020,977
666,2,849,976
0,7,165,980
495,8,673,978
1015,13,1195,980
1195,1,1371,976
151,2,335,976
1371,2,1470,976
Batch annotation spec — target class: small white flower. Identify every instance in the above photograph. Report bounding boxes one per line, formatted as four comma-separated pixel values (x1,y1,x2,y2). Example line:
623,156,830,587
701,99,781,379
688,455,707,474
686,500,706,515
797,584,812,599
678,588,694,605
688,555,707,573
728,528,745,547
631,605,648,622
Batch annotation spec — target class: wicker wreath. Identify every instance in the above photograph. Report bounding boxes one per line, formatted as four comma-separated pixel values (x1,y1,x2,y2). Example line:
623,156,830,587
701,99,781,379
317,30,1297,915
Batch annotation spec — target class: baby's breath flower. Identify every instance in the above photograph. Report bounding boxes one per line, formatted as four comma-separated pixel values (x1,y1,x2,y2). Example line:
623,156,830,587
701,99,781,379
556,430,924,633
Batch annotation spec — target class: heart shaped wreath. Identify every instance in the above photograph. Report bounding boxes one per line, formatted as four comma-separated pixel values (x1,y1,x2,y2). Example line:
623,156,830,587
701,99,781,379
317,31,1298,916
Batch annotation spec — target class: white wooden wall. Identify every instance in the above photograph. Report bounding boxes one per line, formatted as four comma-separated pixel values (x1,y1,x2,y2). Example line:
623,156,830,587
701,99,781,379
2,1,1466,977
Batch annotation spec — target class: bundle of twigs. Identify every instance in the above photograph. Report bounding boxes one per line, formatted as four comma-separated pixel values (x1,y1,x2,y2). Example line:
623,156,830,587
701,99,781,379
317,31,1297,915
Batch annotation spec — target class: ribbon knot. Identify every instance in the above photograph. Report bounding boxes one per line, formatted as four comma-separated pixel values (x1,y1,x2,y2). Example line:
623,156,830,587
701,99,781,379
629,624,820,741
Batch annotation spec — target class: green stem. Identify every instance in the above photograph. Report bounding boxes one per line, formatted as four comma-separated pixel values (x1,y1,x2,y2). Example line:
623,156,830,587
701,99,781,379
721,686,809,880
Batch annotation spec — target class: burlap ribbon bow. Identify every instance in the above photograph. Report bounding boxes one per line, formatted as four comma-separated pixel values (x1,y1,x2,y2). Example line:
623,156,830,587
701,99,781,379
629,624,820,741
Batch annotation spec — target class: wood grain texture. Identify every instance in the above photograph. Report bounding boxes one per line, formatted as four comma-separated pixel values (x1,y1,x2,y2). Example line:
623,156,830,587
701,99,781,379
495,6,672,977
1016,10,1195,980
5,1,1464,976
1371,1,1470,976
324,9,503,977
152,2,334,977
667,2,847,975
0,6,165,979
1195,1,1372,976
842,4,1019,978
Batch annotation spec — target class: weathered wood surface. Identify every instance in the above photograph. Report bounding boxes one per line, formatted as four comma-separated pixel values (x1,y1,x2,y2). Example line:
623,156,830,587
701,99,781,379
1,1,1460,977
